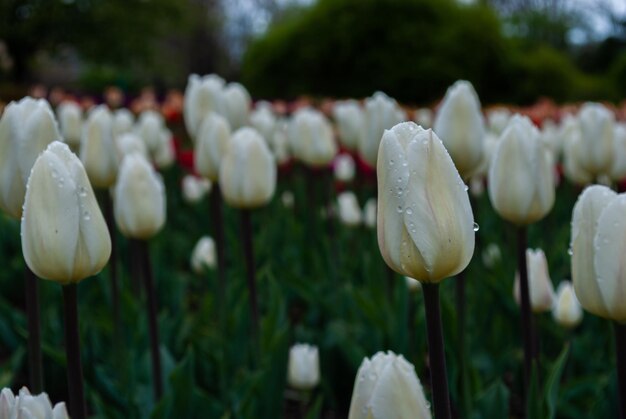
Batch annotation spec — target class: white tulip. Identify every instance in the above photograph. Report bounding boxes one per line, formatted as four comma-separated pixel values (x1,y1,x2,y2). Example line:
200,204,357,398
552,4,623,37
486,108,511,135
184,74,226,139
287,343,320,391
21,141,111,283
363,198,377,229
223,82,251,130
359,92,405,167
271,119,291,164
135,110,166,154
433,80,485,179
413,108,433,129
513,249,555,313
571,185,626,322
154,128,176,169
0,97,61,218
114,153,166,239
115,132,148,160
377,122,474,282
219,127,276,209
576,102,614,178
348,351,431,419
610,123,626,181
57,101,83,147
190,236,217,273
0,386,69,419
337,191,362,227
334,153,356,182
113,108,135,137
182,175,211,204
562,128,592,186
281,190,295,208
194,112,231,181
552,281,583,328
481,243,502,269
249,102,276,143
288,108,337,167
333,100,364,150
488,115,555,225
80,105,118,188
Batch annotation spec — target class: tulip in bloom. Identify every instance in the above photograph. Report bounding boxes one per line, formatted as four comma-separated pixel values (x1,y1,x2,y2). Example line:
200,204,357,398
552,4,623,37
114,153,166,239
288,108,337,167
21,142,111,283
433,80,485,179
513,249,555,313
337,191,362,227
377,122,475,282
57,101,83,147
223,82,251,130
184,74,226,139
488,115,555,225
363,198,377,229
348,351,431,419
359,92,405,167
182,175,211,204
576,102,614,178
287,343,320,391
80,105,118,188
570,185,626,322
0,97,61,218
334,153,356,182
190,236,217,273
333,100,364,150
219,127,276,209
249,102,276,143
0,386,69,419
552,281,583,328
194,112,231,181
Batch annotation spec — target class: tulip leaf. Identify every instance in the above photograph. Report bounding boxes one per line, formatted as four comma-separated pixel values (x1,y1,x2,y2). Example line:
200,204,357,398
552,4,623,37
305,394,324,419
545,344,570,419
471,379,509,419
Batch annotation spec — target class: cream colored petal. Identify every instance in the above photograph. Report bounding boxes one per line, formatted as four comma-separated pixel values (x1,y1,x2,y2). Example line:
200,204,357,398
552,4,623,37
571,185,616,318
593,194,626,322
195,112,231,181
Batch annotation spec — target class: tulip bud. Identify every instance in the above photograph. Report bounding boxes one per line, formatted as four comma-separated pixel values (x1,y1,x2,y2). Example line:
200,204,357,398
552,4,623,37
571,185,626,322
610,123,626,181
190,236,217,273
136,110,166,154
57,101,83,147
219,127,276,209
433,80,485,179
333,100,364,150
0,97,61,218
281,190,295,208
272,123,291,165
337,191,362,227
154,129,176,169
288,108,337,167
413,108,433,129
486,108,511,135
249,102,277,143
182,175,211,204
113,108,135,137
80,105,118,188
223,82,251,130
552,281,583,328
488,115,555,225
0,386,69,419
334,153,356,182
359,92,405,167
184,74,226,139
563,128,592,186
377,122,474,282
481,243,501,269
348,351,431,419
114,153,166,239
576,102,614,178
115,132,148,160
513,249,555,313
21,141,111,283
363,198,377,229
287,343,320,391
194,112,231,181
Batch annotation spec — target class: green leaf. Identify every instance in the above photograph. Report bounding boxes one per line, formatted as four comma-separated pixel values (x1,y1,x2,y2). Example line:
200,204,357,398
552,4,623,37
471,379,509,419
545,344,570,419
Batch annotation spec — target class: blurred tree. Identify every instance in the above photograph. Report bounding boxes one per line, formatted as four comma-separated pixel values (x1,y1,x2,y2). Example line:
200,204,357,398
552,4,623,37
0,0,186,83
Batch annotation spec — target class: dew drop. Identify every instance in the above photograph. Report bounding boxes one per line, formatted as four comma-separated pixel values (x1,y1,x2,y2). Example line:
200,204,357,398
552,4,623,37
390,159,395,166
397,206,403,213
78,186,88,197
473,222,480,232
51,169,58,179
464,184,469,191
567,247,573,256
83,210,91,221
406,207,413,215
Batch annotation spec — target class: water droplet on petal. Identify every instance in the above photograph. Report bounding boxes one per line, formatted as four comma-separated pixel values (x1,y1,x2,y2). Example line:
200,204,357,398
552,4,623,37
406,207,413,215
567,247,573,256
397,206,403,213
473,222,480,232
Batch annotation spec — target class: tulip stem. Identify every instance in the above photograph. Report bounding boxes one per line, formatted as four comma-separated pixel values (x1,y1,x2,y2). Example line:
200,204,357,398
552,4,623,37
62,284,87,419
455,269,470,414
130,240,143,296
517,226,537,401
422,283,452,419
139,240,163,401
210,184,227,309
24,266,43,394
102,191,120,332
614,322,626,419
241,209,260,357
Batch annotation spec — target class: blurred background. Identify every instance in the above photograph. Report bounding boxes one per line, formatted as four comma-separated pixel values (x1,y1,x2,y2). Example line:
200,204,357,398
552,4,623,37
1,0,626,105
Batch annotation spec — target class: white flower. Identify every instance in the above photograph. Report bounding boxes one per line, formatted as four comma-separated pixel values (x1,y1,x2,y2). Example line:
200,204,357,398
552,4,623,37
333,100,364,150
513,249,555,313
287,343,320,391
363,198,377,229
57,101,82,147
182,175,211,204
337,191,362,227
358,92,405,167
334,153,356,182
190,236,217,273
552,281,583,328
0,386,69,419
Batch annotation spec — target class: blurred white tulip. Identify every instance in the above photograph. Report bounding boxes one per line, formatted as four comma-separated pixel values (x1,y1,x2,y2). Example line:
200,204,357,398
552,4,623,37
57,101,82,147
363,198,377,229
610,123,626,181
333,100,364,150
21,142,111,283
337,191,362,227
249,102,277,143
135,110,166,154
184,74,226,139
182,175,211,204
115,132,148,160
552,281,583,328
334,153,356,182
576,102,615,178
359,92,405,167
413,108,433,129
194,112,231,181
0,386,69,419
223,82,251,130
154,129,176,169
487,108,511,135
190,236,217,273
287,343,320,391
80,105,118,188
481,243,502,269
513,249,555,313
288,108,337,167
